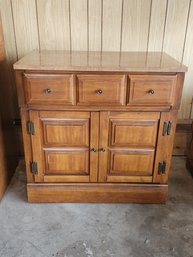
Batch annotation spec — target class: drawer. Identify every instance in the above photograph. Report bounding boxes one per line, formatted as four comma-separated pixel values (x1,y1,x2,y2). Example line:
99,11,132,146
23,73,75,105
128,75,177,106
77,75,126,105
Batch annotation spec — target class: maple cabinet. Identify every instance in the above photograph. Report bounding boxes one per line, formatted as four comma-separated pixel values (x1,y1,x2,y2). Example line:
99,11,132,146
14,51,187,203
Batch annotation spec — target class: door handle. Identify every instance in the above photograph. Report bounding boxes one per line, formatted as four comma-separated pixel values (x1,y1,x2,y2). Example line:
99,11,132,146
90,148,97,152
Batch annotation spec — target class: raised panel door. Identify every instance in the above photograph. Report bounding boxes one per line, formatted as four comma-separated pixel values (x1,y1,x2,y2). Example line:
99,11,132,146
29,111,99,183
98,112,160,183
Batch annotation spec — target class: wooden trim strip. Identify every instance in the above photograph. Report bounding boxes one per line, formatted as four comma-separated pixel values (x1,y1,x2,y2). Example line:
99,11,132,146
107,176,152,183
27,183,168,203
44,175,90,183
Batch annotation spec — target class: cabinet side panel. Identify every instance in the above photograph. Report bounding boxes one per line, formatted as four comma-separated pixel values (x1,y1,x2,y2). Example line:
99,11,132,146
15,71,25,107
0,117,8,200
173,73,185,110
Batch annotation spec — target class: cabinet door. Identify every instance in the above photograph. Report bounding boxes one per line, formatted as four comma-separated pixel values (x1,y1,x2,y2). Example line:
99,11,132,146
29,111,99,183
98,112,160,183
153,111,177,183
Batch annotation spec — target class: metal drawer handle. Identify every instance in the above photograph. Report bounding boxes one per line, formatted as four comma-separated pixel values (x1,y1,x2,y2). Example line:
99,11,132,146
90,148,97,152
44,88,52,94
99,148,106,152
96,89,103,94
148,89,155,95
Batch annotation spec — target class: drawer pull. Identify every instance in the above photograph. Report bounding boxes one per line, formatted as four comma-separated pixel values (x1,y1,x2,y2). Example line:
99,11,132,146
44,88,52,94
99,148,106,152
148,89,155,95
90,148,97,152
96,89,103,94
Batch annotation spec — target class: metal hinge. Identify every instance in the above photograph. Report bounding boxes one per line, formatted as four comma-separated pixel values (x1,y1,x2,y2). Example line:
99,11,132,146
163,121,172,136
30,161,38,174
13,119,21,126
27,121,35,135
158,161,166,175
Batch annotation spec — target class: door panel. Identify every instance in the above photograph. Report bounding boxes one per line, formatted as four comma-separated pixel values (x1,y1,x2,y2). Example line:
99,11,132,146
42,119,89,147
99,112,159,183
44,151,89,175
110,120,158,147
30,111,99,183
109,150,154,176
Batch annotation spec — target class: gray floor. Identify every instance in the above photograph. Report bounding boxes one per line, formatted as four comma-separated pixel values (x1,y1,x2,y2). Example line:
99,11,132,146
0,157,193,257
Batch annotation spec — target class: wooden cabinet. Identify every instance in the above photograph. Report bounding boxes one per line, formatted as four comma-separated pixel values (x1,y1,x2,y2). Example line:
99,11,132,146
14,51,187,203
0,15,18,201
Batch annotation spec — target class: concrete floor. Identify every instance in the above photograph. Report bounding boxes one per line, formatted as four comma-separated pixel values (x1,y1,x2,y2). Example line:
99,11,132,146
0,157,193,257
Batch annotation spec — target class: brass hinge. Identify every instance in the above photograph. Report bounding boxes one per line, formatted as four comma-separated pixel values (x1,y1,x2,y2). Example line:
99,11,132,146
158,161,166,175
163,121,172,136
30,161,38,174
27,121,35,135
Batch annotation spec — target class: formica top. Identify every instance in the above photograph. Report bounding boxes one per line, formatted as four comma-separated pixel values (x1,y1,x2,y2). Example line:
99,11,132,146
13,50,188,73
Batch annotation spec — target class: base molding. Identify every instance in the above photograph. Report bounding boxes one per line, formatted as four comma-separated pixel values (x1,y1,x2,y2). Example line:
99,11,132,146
27,183,168,203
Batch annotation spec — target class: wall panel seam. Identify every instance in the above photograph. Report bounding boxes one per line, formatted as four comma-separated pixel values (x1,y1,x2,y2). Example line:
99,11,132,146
146,0,153,52
35,0,41,51
181,0,192,63
101,0,103,52
161,0,169,53
69,0,72,51
119,0,124,53
87,0,89,52
10,0,18,60
100,0,103,52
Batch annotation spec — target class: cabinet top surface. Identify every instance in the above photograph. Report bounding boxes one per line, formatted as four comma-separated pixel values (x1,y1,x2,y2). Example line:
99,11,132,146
13,50,187,72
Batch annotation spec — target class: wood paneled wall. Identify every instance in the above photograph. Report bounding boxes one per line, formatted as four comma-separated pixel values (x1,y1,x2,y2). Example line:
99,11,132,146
0,0,193,119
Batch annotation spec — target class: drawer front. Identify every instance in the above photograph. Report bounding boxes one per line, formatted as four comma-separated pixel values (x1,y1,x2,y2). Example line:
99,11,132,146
77,75,126,105
128,75,177,106
23,73,75,105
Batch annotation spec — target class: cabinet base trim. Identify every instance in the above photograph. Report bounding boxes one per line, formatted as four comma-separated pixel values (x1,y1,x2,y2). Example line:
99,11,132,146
27,183,168,203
